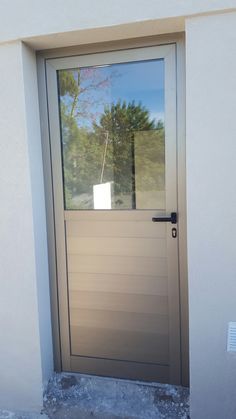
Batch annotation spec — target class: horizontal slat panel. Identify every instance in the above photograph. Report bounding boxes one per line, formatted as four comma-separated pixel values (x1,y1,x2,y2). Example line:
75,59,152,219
65,202,173,379
71,326,169,364
69,291,168,315
70,308,169,334
66,220,166,238
70,356,169,383
66,237,167,258
68,254,167,277
68,273,168,296
65,210,166,222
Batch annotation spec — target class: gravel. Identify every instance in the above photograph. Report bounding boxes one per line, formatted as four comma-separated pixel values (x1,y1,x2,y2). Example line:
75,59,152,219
0,373,189,419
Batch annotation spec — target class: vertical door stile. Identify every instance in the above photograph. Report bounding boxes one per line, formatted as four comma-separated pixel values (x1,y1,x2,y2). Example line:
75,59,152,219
46,61,71,370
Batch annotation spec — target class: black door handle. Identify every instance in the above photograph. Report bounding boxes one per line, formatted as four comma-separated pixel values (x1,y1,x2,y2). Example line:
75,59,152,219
152,212,177,224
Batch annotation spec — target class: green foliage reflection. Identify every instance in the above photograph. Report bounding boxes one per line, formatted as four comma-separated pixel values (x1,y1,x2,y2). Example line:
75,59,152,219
58,68,165,210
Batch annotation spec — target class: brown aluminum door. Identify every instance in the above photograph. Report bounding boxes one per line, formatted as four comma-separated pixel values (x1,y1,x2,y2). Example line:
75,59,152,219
46,44,181,384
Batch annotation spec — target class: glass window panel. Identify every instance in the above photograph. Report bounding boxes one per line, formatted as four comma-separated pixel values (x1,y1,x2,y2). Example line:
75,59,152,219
58,59,165,210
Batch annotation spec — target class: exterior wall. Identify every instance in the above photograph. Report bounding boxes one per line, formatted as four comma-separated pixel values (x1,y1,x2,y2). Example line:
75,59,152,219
0,41,53,411
0,0,235,45
0,0,236,416
22,43,54,387
186,12,236,419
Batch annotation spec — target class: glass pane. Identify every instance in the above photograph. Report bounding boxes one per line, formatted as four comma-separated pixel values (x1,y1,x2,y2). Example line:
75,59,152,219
58,59,165,210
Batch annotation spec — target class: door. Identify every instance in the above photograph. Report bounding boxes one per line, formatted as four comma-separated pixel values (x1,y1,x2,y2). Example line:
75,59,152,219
46,44,181,384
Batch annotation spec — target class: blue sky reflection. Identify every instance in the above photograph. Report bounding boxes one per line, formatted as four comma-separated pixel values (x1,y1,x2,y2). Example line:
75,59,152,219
62,59,164,129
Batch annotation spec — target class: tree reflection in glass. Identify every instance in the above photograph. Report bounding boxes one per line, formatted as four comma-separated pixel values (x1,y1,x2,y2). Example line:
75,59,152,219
58,59,165,210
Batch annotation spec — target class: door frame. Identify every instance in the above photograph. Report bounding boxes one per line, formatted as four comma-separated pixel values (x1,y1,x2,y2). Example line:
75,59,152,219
37,33,188,386
47,43,180,384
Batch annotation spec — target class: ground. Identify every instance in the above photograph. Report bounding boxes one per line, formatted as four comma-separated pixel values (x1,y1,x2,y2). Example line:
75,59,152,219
0,373,189,419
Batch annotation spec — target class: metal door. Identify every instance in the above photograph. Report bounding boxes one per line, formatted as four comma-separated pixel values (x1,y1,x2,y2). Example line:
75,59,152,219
46,44,181,384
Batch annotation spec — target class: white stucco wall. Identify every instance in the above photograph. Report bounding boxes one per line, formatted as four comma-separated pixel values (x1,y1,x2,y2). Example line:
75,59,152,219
0,1,236,416
186,12,236,419
0,0,235,45
0,42,53,411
